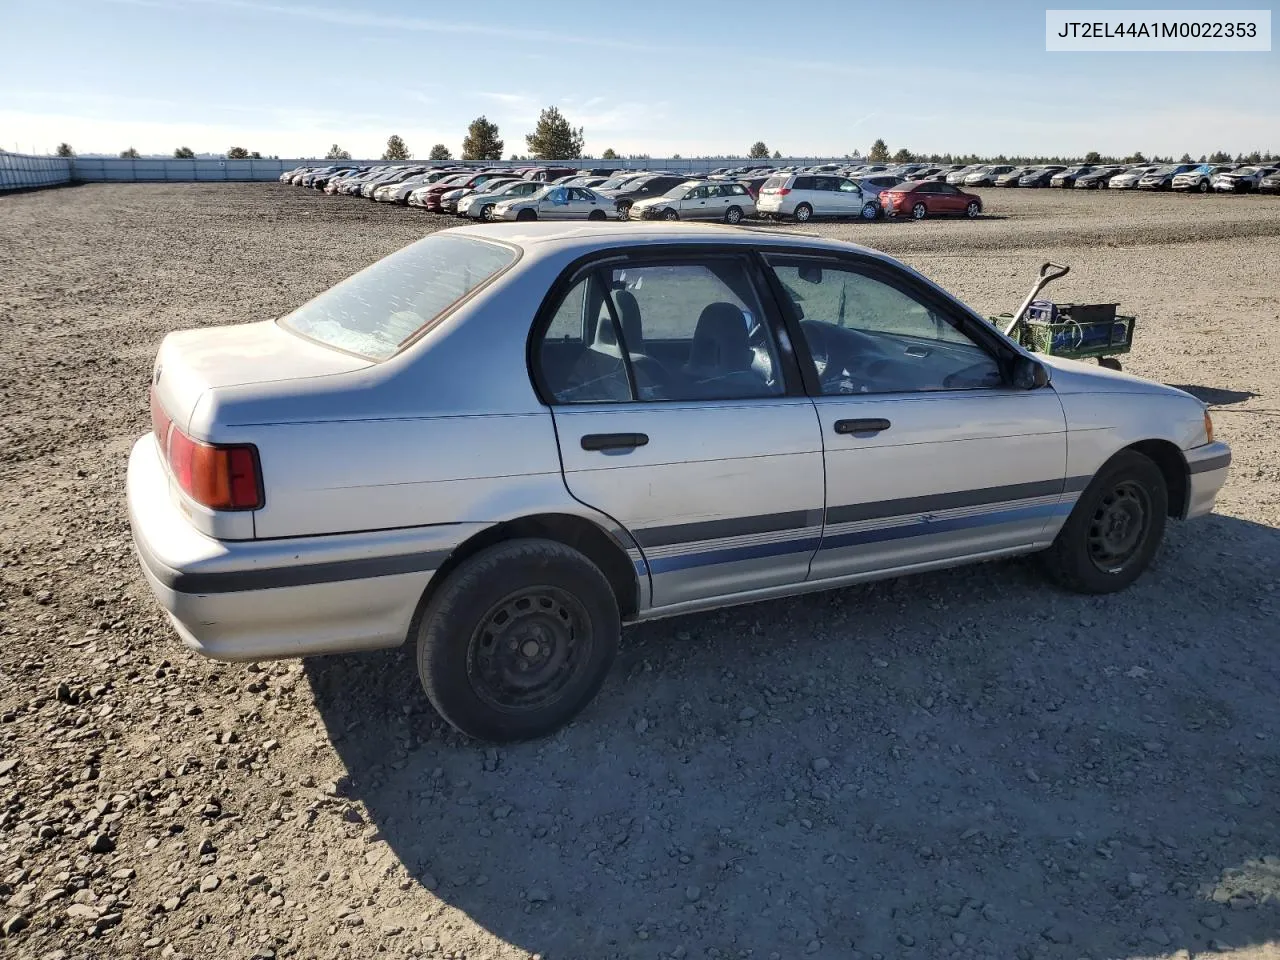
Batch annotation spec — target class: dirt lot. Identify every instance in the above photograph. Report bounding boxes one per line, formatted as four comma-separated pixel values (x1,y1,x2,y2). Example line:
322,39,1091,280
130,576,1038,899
1,183,1278,960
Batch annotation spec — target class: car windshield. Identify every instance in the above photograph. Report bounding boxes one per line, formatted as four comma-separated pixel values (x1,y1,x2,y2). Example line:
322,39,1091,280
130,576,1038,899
1236,167,1259,175
279,235,518,361
617,178,653,193
664,184,694,198
1152,165,1179,175
595,177,628,189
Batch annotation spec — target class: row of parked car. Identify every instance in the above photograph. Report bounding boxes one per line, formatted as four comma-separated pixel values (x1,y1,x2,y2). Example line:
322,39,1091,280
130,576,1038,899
945,160,1280,193
279,160,994,223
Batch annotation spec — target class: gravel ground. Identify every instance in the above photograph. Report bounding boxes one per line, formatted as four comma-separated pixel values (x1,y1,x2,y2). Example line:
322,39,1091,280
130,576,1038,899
1,183,1278,960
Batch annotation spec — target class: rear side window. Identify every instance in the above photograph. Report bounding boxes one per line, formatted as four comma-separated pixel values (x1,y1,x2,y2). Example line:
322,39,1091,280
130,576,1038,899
793,176,816,190
280,235,517,360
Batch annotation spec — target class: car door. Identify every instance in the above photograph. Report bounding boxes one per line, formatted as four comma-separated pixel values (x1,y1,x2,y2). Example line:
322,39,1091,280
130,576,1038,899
566,187,597,218
932,182,964,213
811,176,839,215
541,186,573,219
533,252,825,610
690,184,719,219
836,178,867,216
760,253,1070,581
680,184,709,218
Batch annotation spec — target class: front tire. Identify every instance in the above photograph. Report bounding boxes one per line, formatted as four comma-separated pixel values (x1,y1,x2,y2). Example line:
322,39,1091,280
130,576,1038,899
480,203,494,220
663,207,680,221
1041,451,1168,594
516,208,537,222
416,539,620,742
1198,179,1210,193
965,200,981,218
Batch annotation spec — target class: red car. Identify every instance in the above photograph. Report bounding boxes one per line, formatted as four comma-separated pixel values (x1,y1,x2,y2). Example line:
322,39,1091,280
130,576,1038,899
417,173,503,212
879,181,983,220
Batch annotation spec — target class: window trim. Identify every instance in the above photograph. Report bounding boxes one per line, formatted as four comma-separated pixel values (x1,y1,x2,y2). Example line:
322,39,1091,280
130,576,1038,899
752,249,1021,397
526,245,808,407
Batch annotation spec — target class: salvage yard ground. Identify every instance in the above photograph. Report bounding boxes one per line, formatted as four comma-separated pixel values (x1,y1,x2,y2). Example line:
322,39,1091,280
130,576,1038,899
0,183,1277,960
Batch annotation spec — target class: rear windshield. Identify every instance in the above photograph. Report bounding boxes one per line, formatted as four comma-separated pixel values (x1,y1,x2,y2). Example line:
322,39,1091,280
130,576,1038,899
279,235,518,361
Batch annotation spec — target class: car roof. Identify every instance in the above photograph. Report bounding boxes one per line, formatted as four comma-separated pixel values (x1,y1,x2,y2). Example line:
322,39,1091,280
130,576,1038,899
448,221,884,261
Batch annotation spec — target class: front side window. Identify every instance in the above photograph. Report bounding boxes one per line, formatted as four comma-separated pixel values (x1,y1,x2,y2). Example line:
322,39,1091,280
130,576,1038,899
766,257,1002,395
536,259,786,403
281,235,517,360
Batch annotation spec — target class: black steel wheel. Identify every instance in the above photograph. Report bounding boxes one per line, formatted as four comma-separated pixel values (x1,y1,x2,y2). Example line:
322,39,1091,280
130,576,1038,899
1041,450,1168,593
416,538,620,741
466,586,591,713
1085,480,1151,575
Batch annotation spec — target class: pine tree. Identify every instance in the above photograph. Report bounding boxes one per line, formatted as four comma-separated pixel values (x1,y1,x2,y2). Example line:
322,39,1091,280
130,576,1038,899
748,141,769,159
428,144,452,161
461,116,504,160
868,139,890,162
382,135,410,161
325,144,352,160
525,107,584,159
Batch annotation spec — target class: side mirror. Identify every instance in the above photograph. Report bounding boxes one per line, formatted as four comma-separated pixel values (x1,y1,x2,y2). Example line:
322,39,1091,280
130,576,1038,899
1012,356,1051,390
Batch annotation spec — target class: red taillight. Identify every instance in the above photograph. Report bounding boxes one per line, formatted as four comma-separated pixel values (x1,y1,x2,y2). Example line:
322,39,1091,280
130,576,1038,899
167,429,262,510
776,187,791,196
155,387,263,512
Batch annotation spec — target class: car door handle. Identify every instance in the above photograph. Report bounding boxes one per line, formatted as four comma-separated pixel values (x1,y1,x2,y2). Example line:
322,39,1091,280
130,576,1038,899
581,432,649,451
834,418,891,435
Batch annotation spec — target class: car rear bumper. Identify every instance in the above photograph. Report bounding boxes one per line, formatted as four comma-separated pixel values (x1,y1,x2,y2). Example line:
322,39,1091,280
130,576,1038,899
126,436,479,662
755,196,794,216
1182,441,1232,520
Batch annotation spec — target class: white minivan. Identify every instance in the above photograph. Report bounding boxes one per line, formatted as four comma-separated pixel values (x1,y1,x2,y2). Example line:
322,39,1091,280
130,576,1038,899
756,174,882,222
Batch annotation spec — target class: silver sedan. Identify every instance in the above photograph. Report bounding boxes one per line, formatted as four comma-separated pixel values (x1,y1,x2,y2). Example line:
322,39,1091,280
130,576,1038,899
491,185,618,221
128,223,1231,742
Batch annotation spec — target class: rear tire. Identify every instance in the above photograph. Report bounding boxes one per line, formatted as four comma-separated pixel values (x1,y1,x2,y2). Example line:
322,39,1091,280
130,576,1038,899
793,203,813,223
912,202,927,220
416,538,620,742
724,205,743,224
861,201,879,220
516,208,537,222
1098,357,1122,371
588,209,606,221
1040,451,1167,594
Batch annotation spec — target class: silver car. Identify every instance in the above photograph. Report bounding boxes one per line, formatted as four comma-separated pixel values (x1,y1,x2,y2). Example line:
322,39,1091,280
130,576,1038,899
458,179,547,219
128,223,1232,742
627,180,756,223
756,173,883,222
492,185,618,221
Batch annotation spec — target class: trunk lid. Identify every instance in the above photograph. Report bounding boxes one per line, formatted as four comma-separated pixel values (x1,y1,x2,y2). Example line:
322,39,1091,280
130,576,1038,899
153,319,371,437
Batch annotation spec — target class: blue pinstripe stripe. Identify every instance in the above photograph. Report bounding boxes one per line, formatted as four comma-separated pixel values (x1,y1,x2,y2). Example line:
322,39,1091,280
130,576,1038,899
818,502,1071,551
647,536,824,574
646,502,1070,574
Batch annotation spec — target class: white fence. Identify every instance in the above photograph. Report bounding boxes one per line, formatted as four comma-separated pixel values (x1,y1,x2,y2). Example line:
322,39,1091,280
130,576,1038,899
0,152,73,191
2,152,853,192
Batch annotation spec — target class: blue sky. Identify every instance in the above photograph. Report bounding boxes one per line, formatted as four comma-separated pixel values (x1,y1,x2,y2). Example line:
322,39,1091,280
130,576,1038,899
2,0,1276,158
